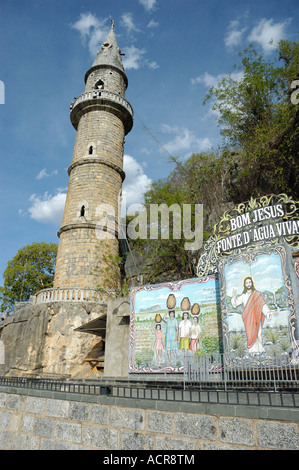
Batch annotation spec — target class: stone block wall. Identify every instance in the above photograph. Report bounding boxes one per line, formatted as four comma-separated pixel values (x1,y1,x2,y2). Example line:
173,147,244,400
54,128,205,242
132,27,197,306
85,68,126,96
72,111,125,167
54,228,120,289
0,387,298,450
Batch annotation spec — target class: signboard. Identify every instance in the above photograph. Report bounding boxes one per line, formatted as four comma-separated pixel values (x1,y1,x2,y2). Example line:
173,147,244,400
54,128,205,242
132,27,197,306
197,193,299,366
197,194,299,276
129,276,221,373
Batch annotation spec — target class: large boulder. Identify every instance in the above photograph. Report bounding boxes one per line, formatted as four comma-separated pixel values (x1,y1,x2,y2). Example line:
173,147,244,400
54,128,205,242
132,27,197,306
0,301,107,378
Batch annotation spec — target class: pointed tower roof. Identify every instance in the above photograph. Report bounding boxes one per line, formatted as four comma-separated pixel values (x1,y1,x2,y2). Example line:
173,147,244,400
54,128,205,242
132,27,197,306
85,20,127,87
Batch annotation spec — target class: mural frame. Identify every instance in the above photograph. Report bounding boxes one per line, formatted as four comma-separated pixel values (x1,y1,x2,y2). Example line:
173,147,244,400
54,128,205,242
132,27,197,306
218,245,298,367
129,276,221,374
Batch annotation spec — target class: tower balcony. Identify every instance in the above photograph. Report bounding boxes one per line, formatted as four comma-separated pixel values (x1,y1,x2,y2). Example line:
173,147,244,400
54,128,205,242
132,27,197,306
70,89,133,135
32,287,116,304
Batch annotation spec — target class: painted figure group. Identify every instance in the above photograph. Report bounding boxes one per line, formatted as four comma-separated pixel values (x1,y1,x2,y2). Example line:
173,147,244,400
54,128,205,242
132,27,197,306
152,296,201,366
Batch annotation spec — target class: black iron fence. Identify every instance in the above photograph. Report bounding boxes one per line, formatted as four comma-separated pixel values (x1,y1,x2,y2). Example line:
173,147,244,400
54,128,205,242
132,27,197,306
0,354,298,407
184,353,299,392
0,374,298,408
0,375,110,395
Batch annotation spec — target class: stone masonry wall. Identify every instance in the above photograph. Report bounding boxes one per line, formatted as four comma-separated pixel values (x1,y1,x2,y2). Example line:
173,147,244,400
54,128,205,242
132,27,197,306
72,111,125,167
85,68,126,96
54,110,125,290
54,229,120,289
0,387,298,450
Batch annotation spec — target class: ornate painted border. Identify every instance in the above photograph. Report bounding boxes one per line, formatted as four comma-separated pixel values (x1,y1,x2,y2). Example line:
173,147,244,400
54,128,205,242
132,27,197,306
128,276,217,373
218,245,298,367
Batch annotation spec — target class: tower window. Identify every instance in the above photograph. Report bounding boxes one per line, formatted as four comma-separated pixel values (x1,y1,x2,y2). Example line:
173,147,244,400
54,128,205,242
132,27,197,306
78,201,89,219
89,146,93,155
95,79,104,90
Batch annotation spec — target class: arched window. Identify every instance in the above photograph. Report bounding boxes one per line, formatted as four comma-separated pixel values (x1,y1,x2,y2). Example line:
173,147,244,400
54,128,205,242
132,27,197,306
94,79,104,90
78,201,89,219
89,145,93,155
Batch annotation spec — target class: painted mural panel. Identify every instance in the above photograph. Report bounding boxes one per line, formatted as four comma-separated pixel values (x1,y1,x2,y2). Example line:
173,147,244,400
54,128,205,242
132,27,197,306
129,276,221,373
218,245,298,365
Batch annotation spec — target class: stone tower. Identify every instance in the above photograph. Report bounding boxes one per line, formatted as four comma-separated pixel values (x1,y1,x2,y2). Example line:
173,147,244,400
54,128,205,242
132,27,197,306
54,21,133,292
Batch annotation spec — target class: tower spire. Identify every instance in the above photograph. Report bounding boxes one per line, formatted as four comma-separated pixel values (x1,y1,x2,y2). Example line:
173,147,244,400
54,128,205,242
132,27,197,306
85,19,126,86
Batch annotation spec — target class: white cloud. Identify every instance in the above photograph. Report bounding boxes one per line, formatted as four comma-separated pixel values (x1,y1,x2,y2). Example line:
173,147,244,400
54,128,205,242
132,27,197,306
36,168,58,180
28,192,66,225
71,13,109,56
148,60,159,70
121,13,140,33
122,46,159,70
147,19,159,28
224,16,291,54
139,0,158,12
225,20,247,48
248,18,291,53
191,72,222,87
191,71,244,88
71,12,101,38
122,46,146,70
122,154,152,214
161,125,212,156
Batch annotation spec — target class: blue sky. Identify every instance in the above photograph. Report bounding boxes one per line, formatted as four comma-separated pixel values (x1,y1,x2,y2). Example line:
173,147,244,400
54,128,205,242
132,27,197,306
0,0,298,284
224,251,284,296
133,276,219,313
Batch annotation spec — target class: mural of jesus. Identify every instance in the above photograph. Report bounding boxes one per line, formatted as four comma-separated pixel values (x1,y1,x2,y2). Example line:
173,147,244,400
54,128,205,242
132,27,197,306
231,276,275,354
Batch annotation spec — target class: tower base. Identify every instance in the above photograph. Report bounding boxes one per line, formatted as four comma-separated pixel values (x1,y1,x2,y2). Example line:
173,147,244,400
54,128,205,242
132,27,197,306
0,300,107,378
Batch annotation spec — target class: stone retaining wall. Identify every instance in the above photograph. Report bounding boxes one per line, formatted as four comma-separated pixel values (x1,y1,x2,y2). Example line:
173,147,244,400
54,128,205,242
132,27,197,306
0,387,298,450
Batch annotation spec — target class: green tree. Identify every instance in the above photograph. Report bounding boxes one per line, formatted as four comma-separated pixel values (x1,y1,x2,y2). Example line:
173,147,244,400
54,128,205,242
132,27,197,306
143,178,195,281
203,41,299,199
0,242,58,312
125,41,298,283
127,150,235,282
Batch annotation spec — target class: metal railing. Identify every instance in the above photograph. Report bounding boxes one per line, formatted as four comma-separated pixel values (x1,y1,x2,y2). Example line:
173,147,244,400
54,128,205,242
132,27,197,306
0,376,110,396
184,353,299,392
0,372,298,407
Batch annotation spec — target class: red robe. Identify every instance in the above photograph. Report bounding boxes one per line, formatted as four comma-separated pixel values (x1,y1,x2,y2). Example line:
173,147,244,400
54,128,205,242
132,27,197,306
242,290,266,349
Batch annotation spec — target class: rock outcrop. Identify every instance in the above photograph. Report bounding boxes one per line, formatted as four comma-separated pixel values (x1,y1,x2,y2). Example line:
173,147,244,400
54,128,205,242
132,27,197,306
0,301,107,378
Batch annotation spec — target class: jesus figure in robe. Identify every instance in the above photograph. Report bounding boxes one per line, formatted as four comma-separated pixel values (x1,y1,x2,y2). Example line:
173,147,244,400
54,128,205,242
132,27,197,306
231,276,274,354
